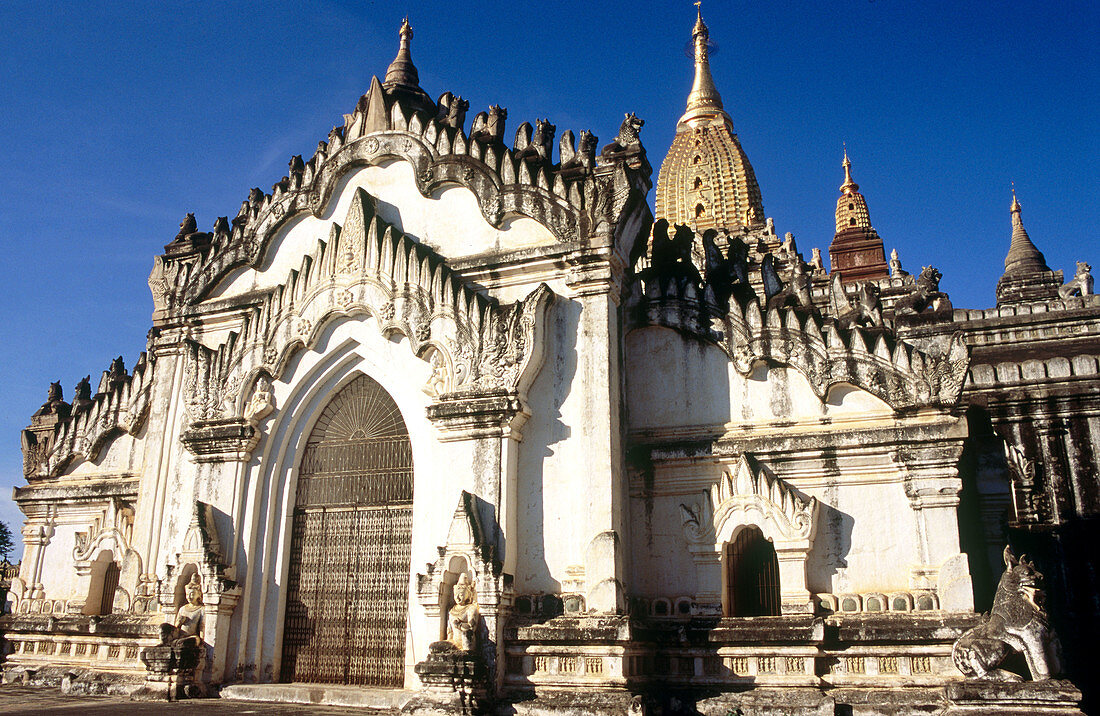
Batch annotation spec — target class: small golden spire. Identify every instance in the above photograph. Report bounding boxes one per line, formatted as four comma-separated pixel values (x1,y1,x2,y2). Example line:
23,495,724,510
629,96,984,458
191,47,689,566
1011,181,1021,213
840,145,860,195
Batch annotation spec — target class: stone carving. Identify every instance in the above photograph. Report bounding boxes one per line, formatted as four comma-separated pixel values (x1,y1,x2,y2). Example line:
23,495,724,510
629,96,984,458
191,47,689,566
678,455,818,613
470,104,507,144
33,382,69,418
1003,442,1048,524
72,375,93,414
1058,261,1093,298
810,247,825,272
150,62,652,308
831,273,883,329
436,92,469,130
766,259,813,312
895,266,952,315
952,546,1062,681
174,213,197,241
243,375,274,425
889,248,908,277
181,189,554,435
517,118,555,164
558,129,598,178
645,219,700,285
446,574,480,652
600,112,645,163
166,573,205,647
633,223,970,410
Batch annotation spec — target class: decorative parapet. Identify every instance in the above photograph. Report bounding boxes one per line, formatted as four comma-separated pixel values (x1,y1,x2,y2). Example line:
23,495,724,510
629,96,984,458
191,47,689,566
631,272,969,411
149,76,652,310
21,353,154,479
679,455,818,614
179,188,555,443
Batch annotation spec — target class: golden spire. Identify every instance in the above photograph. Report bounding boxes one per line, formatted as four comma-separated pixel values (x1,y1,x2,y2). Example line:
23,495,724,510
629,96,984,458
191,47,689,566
680,5,728,127
840,145,860,195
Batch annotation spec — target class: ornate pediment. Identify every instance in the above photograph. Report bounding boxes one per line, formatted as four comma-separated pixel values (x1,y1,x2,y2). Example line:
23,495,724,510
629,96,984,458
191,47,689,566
680,454,817,548
179,188,555,437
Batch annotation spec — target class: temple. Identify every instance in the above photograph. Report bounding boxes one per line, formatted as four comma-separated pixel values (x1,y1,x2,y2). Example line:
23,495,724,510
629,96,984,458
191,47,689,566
3,15,1096,716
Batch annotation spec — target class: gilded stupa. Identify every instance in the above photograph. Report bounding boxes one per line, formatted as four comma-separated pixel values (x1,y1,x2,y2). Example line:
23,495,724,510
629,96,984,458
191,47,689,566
655,10,765,232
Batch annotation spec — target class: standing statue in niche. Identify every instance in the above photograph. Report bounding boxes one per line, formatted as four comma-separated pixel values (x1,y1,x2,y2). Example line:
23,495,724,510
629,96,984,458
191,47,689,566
446,574,480,652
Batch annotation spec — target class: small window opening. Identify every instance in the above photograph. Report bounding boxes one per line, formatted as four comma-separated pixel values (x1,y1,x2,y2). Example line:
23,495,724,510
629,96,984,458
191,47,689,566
695,204,705,218
848,203,855,210
724,527,780,616
692,155,702,165
849,217,857,226
694,176,703,189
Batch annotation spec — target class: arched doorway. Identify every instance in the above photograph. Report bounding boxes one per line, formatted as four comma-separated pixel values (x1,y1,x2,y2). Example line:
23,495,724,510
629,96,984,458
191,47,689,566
724,527,780,617
280,374,414,686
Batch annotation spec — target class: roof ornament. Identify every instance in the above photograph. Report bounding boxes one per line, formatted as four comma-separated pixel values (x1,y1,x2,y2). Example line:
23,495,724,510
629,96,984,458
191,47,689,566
840,144,860,195
683,5,725,120
1004,185,1050,275
384,17,420,89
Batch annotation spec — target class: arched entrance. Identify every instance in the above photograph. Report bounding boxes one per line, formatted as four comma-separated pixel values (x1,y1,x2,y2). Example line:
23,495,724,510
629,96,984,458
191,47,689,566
724,527,780,617
280,374,413,686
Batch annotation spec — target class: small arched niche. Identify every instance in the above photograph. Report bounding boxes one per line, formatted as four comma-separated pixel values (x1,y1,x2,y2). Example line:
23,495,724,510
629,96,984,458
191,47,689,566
84,550,120,616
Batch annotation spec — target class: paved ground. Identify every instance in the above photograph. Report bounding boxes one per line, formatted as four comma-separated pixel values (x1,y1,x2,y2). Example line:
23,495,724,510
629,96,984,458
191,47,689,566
0,684,392,715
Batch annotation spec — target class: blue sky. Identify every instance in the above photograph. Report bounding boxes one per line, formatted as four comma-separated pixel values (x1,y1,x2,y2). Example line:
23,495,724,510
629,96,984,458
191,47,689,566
1,0,1097,555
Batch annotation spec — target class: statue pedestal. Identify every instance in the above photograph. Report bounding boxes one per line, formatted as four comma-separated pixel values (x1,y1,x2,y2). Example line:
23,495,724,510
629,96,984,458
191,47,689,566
944,679,1083,715
408,641,488,715
131,641,206,701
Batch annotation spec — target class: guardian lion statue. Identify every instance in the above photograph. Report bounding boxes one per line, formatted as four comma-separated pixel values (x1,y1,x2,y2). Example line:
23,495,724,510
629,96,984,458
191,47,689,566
895,266,952,315
952,546,1062,681
1058,261,1093,298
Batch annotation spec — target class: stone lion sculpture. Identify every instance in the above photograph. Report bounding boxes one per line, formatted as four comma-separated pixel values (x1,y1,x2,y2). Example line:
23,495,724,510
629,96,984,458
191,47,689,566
599,112,645,162
952,546,1062,681
1058,261,1093,298
895,266,952,315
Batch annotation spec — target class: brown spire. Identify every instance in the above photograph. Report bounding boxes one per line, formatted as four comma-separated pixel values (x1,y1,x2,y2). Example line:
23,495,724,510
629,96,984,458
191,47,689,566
384,18,419,89
1003,188,1050,275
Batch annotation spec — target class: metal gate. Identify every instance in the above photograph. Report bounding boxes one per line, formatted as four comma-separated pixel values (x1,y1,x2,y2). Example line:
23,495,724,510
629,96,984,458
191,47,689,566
724,526,780,617
280,374,413,686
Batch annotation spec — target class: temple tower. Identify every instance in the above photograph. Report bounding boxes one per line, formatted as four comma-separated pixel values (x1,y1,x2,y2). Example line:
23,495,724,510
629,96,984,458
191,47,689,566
828,150,888,283
655,10,765,232
995,189,1062,305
